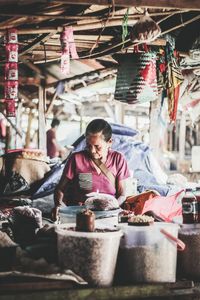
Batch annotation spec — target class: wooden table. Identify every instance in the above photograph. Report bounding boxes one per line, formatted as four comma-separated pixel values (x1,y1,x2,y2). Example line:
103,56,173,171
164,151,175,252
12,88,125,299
1,279,200,300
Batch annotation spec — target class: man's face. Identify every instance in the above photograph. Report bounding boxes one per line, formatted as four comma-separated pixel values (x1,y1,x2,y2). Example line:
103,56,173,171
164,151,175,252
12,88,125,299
86,132,112,160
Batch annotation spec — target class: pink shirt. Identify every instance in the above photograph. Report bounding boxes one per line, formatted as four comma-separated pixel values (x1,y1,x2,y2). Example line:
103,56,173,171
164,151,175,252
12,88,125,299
63,149,130,205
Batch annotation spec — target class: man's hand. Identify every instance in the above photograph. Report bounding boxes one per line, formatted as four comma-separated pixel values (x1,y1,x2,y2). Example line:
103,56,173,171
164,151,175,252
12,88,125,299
85,192,119,211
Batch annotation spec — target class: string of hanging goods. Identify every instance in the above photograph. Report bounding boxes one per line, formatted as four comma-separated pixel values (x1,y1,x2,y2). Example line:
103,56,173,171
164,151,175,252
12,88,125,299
4,28,18,118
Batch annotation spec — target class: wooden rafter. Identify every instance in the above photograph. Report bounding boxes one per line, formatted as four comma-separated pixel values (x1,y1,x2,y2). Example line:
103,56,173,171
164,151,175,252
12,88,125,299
19,91,36,108
45,91,58,116
162,14,200,35
19,57,44,77
1,111,23,138
19,32,57,57
0,16,28,29
0,10,189,20
45,67,116,89
0,0,199,10
41,0,200,10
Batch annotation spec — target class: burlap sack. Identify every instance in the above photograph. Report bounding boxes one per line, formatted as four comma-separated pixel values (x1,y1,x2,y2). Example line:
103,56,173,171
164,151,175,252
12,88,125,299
4,157,50,185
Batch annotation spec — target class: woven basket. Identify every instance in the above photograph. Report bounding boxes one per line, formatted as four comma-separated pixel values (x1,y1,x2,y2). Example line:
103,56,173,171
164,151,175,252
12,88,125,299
114,53,158,104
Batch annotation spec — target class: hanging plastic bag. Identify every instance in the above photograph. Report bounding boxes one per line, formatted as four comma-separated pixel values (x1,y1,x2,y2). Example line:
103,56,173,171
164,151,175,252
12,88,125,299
130,14,161,43
141,190,184,222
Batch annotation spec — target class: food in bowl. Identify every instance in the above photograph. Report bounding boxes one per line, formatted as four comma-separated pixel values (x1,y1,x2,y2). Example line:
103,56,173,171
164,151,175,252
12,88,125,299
128,214,154,226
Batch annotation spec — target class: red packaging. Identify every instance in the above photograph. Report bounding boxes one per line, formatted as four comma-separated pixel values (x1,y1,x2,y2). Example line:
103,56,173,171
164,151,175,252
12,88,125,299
5,63,18,80
5,99,16,117
6,28,18,44
5,81,18,99
60,26,78,59
6,44,18,62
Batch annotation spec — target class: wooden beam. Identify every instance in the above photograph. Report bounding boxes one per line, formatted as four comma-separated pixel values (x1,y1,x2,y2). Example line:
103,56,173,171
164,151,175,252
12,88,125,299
0,27,62,35
114,101,124,124
162,14,200,35
45,91,58,116
25,111,34,148
0,16,27,29
179,111,186,160
35,0,200,10
19,58,43,76
0,12,101,21
19,32,57,57
149,98,160,159
0,0,200,10
38,86,47,152
19,91,37,108
45,67,116,89
1,111,23,138
16,101,23,148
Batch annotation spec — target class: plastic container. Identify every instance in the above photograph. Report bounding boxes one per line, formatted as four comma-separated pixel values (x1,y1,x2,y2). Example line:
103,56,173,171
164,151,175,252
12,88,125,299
117,222,184,283
178,226,200,279
56,224,122,287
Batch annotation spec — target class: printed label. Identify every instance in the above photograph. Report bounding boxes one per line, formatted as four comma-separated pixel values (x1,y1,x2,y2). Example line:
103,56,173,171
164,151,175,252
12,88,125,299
182,201,198,214
78,173,92,190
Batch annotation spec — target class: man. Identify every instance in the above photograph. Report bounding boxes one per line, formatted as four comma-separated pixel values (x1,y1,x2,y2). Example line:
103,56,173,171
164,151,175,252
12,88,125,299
51,119,131,221
46,118,64,159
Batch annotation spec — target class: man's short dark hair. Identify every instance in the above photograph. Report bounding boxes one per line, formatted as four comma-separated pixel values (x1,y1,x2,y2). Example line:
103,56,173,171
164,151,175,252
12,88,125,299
51,118,60,128
85,119,112,142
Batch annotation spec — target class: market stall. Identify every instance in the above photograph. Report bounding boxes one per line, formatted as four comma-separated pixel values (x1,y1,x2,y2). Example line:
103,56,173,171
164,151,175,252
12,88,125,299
0,1,200,299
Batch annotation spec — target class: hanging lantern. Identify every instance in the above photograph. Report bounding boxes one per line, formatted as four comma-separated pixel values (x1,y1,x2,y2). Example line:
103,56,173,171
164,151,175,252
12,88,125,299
114,52,158,104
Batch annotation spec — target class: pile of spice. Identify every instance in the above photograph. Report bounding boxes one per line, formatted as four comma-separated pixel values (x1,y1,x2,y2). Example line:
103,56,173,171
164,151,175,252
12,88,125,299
118,242,175,283
178,229,200,279
128,214,154,226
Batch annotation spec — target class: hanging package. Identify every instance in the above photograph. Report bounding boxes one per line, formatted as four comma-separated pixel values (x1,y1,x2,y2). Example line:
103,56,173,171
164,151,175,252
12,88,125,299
114,52,158,104
130,14,161,43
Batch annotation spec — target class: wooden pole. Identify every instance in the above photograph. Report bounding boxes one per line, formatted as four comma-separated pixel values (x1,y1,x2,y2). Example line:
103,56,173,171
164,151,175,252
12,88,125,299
149,99,160,158
114,102,124,124
1,111,22,138
179,111,186,160
25,111,34,148
16,101,23,148
5,125,11,152
45,91,57,116
38,86,47,152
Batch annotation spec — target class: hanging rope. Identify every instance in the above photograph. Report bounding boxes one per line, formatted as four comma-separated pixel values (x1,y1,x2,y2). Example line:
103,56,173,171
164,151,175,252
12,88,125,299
90,1,115,55
122,8,129,47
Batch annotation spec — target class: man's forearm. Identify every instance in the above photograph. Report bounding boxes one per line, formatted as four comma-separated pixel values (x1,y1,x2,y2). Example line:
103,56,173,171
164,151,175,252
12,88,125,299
117,195,126,206
54,187,65,207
